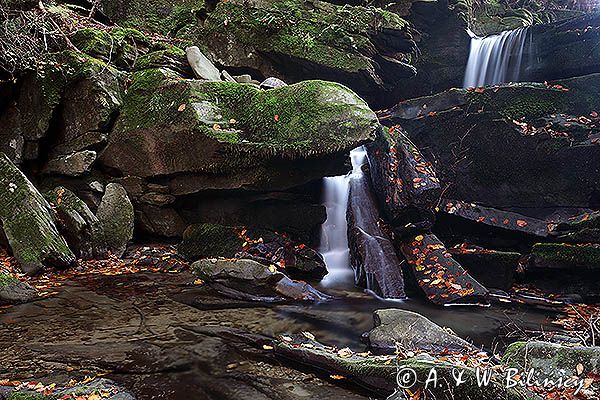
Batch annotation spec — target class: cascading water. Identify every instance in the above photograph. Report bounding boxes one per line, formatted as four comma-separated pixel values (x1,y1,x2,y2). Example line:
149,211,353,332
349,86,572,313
319,147,367,287
463,27,531,88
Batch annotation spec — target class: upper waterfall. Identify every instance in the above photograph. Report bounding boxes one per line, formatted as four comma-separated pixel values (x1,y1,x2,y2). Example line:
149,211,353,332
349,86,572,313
463,27,531,88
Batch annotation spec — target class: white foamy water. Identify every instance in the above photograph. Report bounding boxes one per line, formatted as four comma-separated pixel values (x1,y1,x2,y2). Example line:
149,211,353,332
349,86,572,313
318,147,366,287
463,27,531,88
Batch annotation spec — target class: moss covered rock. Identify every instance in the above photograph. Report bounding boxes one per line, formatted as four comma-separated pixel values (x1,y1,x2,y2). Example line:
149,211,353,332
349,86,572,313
379,76,600,210
531,243,600,270
192,0,416,105
503,341,600,382
96,183,134,257
273,334,529,399
0,272,38,304
177,223,243,260
99,68,378,192
45,186,108,260
0,153,75,274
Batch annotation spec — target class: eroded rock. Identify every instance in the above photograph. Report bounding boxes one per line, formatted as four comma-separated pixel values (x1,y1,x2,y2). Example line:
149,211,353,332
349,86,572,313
96,183,134,257
0,153,75,274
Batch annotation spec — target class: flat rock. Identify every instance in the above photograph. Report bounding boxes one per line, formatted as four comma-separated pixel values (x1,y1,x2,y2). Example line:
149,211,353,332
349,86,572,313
366,309,477,354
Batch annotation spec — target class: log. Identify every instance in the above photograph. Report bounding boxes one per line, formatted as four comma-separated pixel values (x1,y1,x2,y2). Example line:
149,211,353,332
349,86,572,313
366,126,441,235
347,171,406,299
398,233,489,305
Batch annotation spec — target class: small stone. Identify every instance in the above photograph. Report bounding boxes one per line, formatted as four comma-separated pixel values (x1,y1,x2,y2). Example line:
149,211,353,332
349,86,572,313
185,46,221,81
43,150,97,177
260,77,287,90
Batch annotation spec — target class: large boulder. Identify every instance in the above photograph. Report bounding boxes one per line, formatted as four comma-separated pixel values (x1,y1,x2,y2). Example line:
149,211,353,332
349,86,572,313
366,309,477,354
96,183,134,257
379,75,600,215
0,153,75,274
45,186,108,259
99,69,378,193
0,51,123,163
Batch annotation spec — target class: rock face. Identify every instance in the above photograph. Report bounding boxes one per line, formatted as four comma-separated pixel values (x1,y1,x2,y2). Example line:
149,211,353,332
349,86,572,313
0,51,123,164
531,243,600,270
379,76,600,214
0,273,38,304
96,183,134,257
192,258,330,302
182,0,417,106
0,153,75,274
99,69,378,189
45,186,108,259
366,309,477,354
503,341,600,382
178,223,244,261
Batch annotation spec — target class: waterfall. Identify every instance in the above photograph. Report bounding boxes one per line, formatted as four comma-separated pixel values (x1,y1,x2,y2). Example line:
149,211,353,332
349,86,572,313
319,147,366,287
463,27,531,88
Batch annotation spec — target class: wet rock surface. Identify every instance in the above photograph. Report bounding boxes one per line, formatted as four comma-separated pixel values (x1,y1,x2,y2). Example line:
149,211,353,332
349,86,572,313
366,309,477,354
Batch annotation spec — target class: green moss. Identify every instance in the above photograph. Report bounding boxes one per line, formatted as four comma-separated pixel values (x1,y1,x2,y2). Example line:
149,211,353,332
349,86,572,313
6,393,57,400
532,242,600,268
101,0,204,36
178,223,244,261
466,84,565,120
134,45,187,71
196,0,409,72
0,272,18,287
116,70,376,168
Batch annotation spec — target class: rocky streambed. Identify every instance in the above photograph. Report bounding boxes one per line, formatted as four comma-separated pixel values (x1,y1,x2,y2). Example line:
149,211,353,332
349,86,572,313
1,0,600,399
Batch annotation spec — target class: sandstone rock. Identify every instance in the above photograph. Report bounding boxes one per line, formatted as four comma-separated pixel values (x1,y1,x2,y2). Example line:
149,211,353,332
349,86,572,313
0,273,38,304
99,68,378,193
43,150,97,177
96,183,134,257
192,258,329,302
195,0,416,106
45,186,108,259
347,169,406,299
399,233,489,305
186,46,221,81
136,205,187,238
366,309,477,354
0,153,75,274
